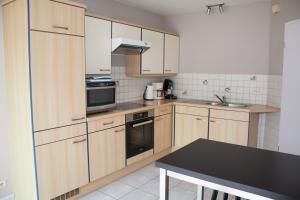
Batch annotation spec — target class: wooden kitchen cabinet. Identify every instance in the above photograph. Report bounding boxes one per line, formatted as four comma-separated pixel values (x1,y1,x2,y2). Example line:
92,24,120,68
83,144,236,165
141,29,164,74
30,0,85,36
164,34,179,74
89,126,126,181
35,135,89,200
209,118,249,146
112,22,141,40
31,31,86,131
209,109,250,146
85,16,112,75
155,113,172,153
175,114,208,147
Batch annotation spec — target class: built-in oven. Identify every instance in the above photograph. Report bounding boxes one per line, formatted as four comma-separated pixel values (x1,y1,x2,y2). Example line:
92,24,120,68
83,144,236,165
125,110,154,159
86,80,116,113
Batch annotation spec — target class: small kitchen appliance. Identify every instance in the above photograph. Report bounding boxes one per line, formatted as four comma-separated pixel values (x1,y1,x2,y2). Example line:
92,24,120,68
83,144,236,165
86,78,116,113
163,79,177,99
152,82,164,100
143,85,154,101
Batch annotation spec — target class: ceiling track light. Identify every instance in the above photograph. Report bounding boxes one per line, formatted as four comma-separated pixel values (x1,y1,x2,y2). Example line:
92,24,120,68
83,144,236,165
206,3,225,15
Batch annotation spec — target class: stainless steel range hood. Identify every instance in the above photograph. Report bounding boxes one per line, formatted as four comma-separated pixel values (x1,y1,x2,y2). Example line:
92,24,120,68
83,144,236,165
112,38,151,55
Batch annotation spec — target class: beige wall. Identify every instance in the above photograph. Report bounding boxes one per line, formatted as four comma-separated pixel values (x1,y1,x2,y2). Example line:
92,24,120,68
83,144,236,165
73,0,165,29
164,1,272,74
269,0,300,75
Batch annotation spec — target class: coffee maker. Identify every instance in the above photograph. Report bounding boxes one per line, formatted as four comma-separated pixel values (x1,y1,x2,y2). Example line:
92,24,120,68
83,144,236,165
163,79,177,99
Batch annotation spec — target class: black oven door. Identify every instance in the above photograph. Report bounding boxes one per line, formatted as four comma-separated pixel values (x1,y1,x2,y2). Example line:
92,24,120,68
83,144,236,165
86,86,116,110
126,117,154,159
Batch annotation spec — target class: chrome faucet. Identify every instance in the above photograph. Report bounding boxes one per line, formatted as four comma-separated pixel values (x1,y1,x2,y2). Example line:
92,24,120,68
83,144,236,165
215,94,226,104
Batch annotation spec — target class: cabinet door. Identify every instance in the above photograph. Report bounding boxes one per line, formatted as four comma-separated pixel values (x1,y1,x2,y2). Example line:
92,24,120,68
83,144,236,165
154,114,172,153
164,34,179,74
85,16,112,74
89,126,126,181
141,29,164,74
31,31,86,131
112,22,141,40
30,0,85,36
209,118,249,146
175,114,208,147
36,135,89,200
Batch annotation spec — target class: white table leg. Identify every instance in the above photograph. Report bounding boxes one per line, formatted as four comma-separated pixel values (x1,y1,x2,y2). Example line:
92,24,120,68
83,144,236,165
197,185,204,200
160,168,169,200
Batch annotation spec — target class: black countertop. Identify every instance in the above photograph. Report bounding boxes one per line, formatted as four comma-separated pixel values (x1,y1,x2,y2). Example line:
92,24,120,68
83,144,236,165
156,139,300,200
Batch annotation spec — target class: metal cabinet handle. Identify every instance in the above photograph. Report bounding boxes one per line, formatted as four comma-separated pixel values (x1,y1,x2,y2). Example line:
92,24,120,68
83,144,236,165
99,69,111,72
143,69,151,72
103,121,114,126
73,138,86,144
196,118,203,121
115,128,125,133
165,69,172,72
132,120,153,128
210,120,216,123
72,117,85,121
53,25,69,30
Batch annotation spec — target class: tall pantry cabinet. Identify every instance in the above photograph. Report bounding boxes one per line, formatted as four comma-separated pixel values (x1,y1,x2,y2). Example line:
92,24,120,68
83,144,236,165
2,0,88,200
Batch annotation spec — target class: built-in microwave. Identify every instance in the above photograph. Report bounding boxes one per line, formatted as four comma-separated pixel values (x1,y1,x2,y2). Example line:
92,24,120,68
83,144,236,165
86,80,116,114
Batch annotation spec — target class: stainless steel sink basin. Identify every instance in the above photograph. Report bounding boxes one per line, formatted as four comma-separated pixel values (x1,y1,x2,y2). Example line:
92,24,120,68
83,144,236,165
225,103,248,108
205,102,223,106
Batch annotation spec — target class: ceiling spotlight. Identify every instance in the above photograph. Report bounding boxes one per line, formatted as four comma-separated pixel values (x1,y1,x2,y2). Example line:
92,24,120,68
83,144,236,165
206,6,211,15
206,3,225,15
219,4,224,14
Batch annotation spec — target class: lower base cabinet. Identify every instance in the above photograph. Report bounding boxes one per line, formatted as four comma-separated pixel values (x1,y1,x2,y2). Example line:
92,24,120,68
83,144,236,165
154,113,172,153
175,113,208,147
209,118,249,146
88,126,126,181
35,135,89,200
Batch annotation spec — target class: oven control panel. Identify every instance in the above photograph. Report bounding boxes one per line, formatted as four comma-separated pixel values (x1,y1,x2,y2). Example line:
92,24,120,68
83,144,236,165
126,109,154,123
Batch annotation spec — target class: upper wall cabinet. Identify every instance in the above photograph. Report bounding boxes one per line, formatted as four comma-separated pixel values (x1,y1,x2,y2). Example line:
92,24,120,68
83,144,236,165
85,16,112,75
141,29,164,74
164,34,180,74
112,22,141,40
30,0,85,36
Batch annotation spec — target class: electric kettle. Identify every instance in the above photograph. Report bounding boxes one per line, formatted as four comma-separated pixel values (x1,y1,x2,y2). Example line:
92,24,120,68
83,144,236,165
143,85,154,101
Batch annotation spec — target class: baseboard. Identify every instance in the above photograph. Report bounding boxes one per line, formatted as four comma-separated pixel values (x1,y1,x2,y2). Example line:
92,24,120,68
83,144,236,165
0,194,14,200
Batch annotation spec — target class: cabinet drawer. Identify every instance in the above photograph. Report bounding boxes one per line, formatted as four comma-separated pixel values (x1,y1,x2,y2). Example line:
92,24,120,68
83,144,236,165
210,109,249,122
155,105,173,116
30,0,85,36
35,123,86,146
36,135,89,199
88,115,125,133
176,105,208,116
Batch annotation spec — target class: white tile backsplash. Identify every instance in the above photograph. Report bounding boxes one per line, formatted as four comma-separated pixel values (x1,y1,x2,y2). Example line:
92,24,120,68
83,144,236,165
170,74,269,104
111,66,163,103
111,67,282,151
264,75,282,151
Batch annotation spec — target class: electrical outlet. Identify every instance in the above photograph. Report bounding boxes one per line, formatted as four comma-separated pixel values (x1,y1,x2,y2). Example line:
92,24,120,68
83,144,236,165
0,180,6,189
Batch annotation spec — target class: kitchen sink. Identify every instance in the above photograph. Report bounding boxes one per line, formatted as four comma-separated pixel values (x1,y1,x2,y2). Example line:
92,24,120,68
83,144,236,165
205,102,223,106
225,103,248,108
205,101,248,108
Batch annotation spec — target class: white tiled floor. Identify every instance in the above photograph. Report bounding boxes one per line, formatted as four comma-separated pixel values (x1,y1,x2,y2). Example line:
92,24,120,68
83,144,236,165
79,163,238,200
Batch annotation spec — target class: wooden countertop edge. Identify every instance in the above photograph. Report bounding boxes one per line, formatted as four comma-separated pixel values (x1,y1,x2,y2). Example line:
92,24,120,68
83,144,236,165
86,13,179,37
87,100,280,121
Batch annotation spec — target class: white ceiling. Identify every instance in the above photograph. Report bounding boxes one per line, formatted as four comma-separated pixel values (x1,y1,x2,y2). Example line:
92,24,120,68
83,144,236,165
113,0,269,16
